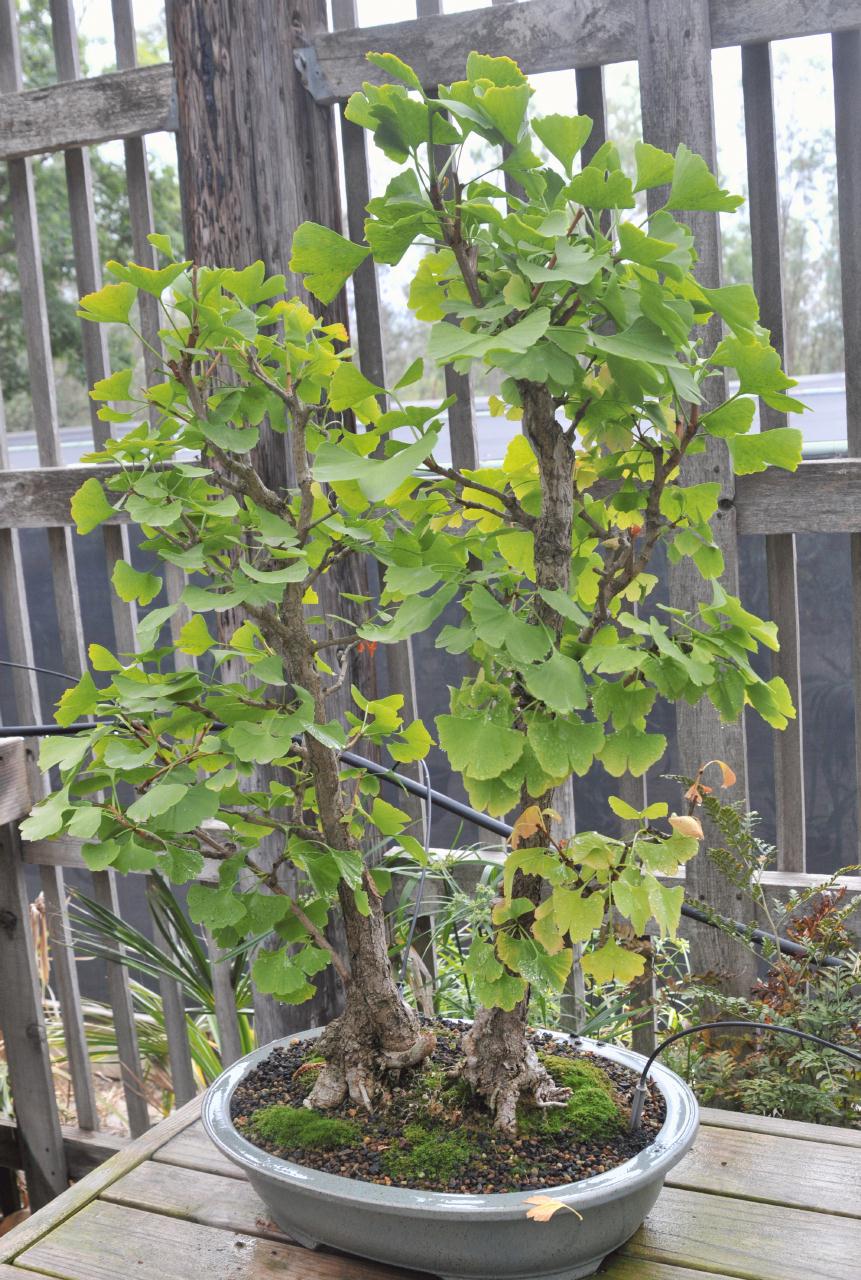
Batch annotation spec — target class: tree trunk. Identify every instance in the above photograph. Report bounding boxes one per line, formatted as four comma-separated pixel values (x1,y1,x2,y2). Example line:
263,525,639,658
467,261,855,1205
460,382,575,1133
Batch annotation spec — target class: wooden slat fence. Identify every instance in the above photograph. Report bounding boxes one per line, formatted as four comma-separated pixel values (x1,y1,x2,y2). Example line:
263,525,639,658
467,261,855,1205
0,0,859,1212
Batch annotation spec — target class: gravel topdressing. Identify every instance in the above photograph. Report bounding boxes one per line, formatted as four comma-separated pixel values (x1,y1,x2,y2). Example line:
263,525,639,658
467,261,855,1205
229,1022,666,1195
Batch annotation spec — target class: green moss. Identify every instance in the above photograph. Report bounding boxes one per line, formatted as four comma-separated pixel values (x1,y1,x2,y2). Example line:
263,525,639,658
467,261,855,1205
250,1105,359,1152
382,1123,471,1184
521,1055,624,1140
538,1053,617,1097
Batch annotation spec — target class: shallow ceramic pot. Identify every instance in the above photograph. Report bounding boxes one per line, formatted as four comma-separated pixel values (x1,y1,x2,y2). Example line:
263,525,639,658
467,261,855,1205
203,1027,698,1280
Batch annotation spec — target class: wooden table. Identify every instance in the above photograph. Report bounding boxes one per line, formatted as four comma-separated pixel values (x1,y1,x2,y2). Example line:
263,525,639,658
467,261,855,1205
1,1098,859,1280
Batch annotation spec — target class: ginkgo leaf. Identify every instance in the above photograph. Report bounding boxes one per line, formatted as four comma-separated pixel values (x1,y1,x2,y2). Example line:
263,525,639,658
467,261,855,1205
525,1194,583,1223
289,222,369,303
669,813,704,839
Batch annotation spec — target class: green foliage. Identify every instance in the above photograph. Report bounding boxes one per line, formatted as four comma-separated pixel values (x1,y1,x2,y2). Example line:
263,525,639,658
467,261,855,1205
382,1122,471,1183
28,46,805,1047
311,49,804,1012
250,1104,360,1151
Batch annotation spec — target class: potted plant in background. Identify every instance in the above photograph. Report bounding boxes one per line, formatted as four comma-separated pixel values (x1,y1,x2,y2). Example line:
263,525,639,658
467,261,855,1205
24,49,802,1280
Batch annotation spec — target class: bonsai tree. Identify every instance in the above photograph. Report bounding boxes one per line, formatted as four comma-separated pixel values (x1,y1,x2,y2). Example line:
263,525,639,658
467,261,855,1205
288,50,802,1130
22,263,441,1109
23,51,802,1136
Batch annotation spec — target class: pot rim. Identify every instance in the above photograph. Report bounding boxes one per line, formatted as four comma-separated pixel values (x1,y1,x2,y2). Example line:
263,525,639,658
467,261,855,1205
202,1025,698,1219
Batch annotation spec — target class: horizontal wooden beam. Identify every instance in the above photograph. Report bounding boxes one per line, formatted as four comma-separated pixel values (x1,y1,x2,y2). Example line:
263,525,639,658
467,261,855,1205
0,63,176,161
3,457,860,534
295,0,861,103
734,458,861,535
0,3,857,156
21,834,221,884
0,465,126,528
0,1117,126,1180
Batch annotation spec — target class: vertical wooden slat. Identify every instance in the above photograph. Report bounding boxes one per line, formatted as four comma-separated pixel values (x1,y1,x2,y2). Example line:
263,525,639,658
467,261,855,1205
575,66,608,165
332,0,386,390
90,870,150,1137
40,865,99,1132
332,0,424,836
146,877,196,1107
48,0,139,655
204,929,244,1066
741,42,806,872
0,6,99,1143
0,1,86,682
0,808,68,1209
630,935,659,1056
45,0,154,1140
416,0,479,471
832,31,861,865
111,0,163,391
635,0,755,991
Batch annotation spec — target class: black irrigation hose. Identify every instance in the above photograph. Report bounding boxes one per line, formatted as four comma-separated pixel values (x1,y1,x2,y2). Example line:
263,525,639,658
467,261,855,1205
0,719,849,971
628,1020,861,1130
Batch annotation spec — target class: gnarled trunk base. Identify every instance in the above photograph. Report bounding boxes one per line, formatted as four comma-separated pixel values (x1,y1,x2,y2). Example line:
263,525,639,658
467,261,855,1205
305,881,435,1112
460,1005,570,1135
305,996,435,1112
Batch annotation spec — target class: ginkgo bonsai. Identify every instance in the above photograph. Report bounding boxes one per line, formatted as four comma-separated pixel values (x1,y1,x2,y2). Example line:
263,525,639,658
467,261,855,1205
23,50,801,1138
290,50,802,1130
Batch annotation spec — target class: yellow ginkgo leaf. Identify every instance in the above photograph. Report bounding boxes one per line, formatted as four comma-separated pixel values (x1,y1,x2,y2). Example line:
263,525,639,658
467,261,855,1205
525,1194,583,1223
669,813,704,840
709,758,737,789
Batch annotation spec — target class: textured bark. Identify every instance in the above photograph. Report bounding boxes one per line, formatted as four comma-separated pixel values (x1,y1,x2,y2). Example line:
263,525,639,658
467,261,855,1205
460,381,575,1133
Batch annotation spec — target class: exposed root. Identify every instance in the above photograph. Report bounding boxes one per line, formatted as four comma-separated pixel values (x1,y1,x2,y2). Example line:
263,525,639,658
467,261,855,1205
304,1005,435,1114
460,1007,570,1136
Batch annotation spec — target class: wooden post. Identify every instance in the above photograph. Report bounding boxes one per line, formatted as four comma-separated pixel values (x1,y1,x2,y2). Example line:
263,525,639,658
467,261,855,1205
635,0,755,992
0,742,67,1209
165,0,358,1038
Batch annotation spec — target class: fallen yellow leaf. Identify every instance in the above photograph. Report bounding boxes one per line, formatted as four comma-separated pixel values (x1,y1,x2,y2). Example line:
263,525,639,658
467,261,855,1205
525,1194,583,1223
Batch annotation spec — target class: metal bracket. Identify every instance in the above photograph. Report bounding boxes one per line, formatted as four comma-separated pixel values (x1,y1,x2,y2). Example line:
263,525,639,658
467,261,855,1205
294,45,337,105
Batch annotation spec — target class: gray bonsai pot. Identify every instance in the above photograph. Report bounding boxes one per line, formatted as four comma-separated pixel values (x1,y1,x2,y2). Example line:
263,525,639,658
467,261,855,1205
202,1027,698,1280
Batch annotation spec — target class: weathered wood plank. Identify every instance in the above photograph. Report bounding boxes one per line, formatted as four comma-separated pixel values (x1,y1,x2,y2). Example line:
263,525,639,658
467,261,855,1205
741,40,806,872
700,1104,861,1148
0,0,87,681
204,929,245,1068
636,0,754,994
22,834,221,883
90,870,151,1138
0,738,31,825
147,876,197,1108
415,0,479,474
622,1184,861,1279
16,1198,426,1280
4,457,861,534
153,1120,242,1181
601,1264,737,1280
0,1118,125,1180
41,864,100,1132
0,465,126,528
668,1124,861,1217
0,821,68,1209
0,1095,200,1263
833,30,861,869
0,63,176,160
296,0,861,103
575,65,608,166
102,1161,288,1240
